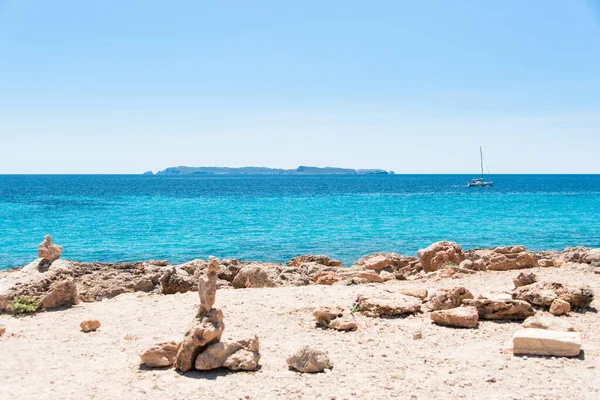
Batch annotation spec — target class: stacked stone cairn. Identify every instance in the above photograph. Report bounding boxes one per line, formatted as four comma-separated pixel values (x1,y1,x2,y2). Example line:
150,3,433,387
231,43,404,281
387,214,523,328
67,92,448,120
141,260,260,372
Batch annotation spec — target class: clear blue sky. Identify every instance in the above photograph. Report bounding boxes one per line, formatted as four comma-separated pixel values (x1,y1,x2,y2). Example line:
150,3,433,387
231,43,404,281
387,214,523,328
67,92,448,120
1,0,599,173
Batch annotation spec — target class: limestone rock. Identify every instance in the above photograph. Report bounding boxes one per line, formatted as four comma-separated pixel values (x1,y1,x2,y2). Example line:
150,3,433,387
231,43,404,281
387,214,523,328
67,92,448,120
356,293,422,318
40,277,79,309
287,346,332,373
195,336,260,371
353,253,420,276
513,272,537,288
0,259,79,312
513,282,594,309
328,260,342,267
417,241,465,273
37,235,63,261
398,288,428,300
80,319,101,332
232,264,276,289
159,267,196,295
314,272,344,285
426,286,474,311
430,306,479,328
522,316,577,332
140,341,181,368
339,270,385,283
313,306,357,331
513,328,581,357
287,255,331,267
463,298,535,320
174,308,225,372
549,299,570,316
471,246,537,271
0,325,5,335
198,261,218,314
275,267,312,287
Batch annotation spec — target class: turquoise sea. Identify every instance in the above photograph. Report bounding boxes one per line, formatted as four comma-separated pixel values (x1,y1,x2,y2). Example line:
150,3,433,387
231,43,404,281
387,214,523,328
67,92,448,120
1,174,599,270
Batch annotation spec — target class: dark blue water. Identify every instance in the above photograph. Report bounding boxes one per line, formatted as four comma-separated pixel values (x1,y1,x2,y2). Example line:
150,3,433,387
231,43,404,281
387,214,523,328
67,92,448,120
1,174,599,269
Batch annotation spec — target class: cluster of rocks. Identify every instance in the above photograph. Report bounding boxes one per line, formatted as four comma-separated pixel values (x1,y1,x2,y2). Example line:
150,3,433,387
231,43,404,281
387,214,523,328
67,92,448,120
141,260,261,372
1,237,599,315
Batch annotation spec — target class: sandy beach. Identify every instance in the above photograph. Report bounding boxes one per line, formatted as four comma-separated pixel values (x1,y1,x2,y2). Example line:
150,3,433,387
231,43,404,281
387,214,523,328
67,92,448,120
1,260,599,400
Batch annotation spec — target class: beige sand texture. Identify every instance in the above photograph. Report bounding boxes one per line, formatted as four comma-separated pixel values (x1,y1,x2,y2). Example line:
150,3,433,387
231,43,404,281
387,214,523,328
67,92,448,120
1,265,599,400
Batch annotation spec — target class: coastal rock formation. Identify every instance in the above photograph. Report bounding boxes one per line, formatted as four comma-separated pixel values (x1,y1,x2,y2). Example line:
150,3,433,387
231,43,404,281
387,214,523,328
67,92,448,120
425,286,474,311
313,306,357,331
37,235,63,261
513,329,582,357
195,336,260,371
80,319,101,332
314,272,344,285
550,299,571,316
398,288,428,300
174,308,225,372
430,306,479,328
561,247,600,265
469,246,537,271
513,272,537,288
141,341,181,368
232,264,276,289
286,255,331,267
417,241,465,273
462,298,535,320
287,346,332,373
356,293,422,317
522,316,577,332
353,253,420,276
0,259,79,312
513,282,595,309
159,267,197,295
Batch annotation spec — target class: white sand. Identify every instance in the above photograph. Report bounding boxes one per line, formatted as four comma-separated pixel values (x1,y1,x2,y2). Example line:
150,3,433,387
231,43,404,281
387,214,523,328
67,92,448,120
1,266,599,400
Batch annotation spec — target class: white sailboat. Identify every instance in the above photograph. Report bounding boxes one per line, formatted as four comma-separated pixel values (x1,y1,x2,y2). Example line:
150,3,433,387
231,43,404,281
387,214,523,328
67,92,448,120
468,146,493,187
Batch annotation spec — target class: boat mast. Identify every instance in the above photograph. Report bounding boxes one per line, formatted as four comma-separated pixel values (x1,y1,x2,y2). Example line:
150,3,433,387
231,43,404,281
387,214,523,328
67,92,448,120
480,146,484,180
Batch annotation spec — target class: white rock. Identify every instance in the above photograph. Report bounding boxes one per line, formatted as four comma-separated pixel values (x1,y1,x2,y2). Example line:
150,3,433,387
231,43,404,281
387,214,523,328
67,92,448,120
513,328,581,357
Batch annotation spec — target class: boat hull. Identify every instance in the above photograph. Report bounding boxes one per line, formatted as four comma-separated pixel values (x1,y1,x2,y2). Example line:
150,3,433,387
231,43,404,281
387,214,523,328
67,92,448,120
468,181,493,187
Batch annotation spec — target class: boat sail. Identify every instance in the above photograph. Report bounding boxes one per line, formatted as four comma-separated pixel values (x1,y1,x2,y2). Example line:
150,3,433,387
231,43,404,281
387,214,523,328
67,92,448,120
468,146,493,187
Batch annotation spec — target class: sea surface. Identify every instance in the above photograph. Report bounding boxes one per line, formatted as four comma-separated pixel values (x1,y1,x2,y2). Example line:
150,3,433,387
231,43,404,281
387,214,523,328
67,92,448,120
1,174,599,270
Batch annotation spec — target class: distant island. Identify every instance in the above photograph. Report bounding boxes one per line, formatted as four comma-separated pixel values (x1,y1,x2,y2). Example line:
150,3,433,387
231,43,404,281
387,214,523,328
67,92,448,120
147,166,394,175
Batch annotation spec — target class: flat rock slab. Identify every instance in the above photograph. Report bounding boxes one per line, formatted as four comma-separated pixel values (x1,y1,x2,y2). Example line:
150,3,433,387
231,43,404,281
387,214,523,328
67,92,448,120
513,328,582,357
431,306,479,328
356,293,422,318
463,298,534,320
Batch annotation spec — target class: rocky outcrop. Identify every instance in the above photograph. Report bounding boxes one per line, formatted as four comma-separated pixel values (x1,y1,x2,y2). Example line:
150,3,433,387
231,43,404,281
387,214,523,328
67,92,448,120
561,247,600,265
287,346,332,373
38,235,63,261
313,306,357,331
417,241,465,273
463,298,535,320
430,306,479,328
232,264,277,289
0,259,79,312
80,319,101,332
195,336,260,371
159,267,197,295
513,282,595,309
287,255,332,267
425,286,474,311
469,246,537,271
356,293,422,317
314,272,344,285
353,253,420,277
140,341,181,368
513,329,581,357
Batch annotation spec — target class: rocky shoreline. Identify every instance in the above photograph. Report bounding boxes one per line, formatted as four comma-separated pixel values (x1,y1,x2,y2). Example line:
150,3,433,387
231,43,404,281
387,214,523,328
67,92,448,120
1,237,599,399
1,237,598,313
